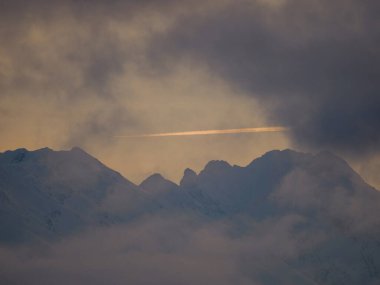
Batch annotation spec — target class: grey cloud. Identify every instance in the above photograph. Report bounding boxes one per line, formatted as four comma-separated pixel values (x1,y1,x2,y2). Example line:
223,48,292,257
1,0,378,173
272,167,380,233
63,104,137,148
0,0,166,147
149,0,380,156
0,213,320,285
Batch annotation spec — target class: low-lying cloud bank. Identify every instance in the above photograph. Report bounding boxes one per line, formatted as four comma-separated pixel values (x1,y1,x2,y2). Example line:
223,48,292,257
1,157,380,285
0,213,323,285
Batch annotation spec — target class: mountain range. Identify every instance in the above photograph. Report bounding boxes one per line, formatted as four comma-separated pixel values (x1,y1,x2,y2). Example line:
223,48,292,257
0,147,379,285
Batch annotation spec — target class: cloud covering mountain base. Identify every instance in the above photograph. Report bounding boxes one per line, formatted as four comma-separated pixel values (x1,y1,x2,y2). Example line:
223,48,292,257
0,147,380,285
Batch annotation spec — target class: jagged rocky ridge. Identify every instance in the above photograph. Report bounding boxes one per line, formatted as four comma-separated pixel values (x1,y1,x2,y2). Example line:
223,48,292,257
0,147,380,284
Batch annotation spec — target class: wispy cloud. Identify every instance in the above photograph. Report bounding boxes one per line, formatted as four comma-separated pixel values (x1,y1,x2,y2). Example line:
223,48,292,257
115,126,289,138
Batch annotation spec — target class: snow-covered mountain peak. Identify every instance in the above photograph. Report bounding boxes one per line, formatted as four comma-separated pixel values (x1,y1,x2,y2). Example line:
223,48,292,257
247,149,310,168
0,146,140,242
140,173,178,193
0,147,97,165
313,150,352,170
0,147,55,164
0,148,30,163
180,168,197,187
200,160,232,177
70,146,86,152
68,146,93,158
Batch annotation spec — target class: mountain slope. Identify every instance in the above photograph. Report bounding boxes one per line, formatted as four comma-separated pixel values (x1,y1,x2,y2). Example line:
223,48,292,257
0,147,143,243
147,149,380,284
181,149,380,220
1,147,380,284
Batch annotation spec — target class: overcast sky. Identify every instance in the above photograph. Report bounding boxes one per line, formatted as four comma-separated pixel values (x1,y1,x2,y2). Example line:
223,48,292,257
0,0,379,185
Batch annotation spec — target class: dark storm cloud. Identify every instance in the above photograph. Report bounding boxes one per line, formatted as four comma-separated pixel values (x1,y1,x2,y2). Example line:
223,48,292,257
150,0,380,155
1,0,378,155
